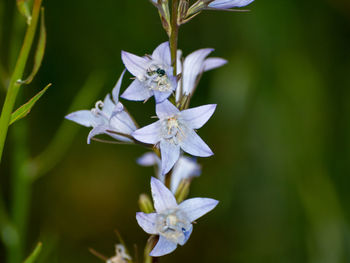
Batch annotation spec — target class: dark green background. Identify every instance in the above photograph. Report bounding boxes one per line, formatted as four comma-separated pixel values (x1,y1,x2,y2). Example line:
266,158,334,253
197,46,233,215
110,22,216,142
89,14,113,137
1,0,350,262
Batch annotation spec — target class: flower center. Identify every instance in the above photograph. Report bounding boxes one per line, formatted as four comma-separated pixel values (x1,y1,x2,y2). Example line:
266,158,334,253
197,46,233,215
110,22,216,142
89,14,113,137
161,116,186,145
145,65,172,92
156,210,191,244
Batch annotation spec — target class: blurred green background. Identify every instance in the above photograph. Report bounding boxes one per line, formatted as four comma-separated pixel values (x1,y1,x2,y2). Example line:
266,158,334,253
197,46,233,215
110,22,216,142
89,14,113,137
1,0,350,262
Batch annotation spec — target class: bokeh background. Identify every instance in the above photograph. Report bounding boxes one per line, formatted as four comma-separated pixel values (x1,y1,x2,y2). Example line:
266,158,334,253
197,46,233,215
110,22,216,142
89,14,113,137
1,0,350,262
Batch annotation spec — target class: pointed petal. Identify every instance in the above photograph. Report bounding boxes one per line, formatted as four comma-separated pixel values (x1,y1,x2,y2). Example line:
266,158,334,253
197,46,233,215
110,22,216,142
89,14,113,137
203,58,227,72
179,224,193,246
132,120,161,144
180,129,213,157
153,90,172,103
65,110,97,127
179,198,219,222
156,100,180,119
121,50,149,78
103,94,115,116
152,42,171,66
182,48,213,95
180,104,216,129
136,212,158,235
112,69,126,103
110,110,137,135
149,235,177,257
137,152,159,167
121,79,152,101
208,0,254,9
160,139,181,175
151,177,177,213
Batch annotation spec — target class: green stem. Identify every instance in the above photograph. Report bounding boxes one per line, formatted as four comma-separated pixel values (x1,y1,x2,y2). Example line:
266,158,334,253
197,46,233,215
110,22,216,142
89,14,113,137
170,0,179,76
0,0,42,163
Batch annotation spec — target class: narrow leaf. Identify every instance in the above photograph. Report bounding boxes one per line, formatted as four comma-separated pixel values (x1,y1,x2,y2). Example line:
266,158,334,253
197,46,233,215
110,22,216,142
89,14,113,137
10,83,51,126
23,242,42,263
18,8,46,85
16,0,32,25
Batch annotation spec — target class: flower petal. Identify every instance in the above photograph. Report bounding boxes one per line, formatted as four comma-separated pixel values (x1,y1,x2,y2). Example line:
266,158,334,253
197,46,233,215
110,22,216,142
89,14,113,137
179,224,193,246
103,94,115,116
112,69,126,103
87,125,109,144
151,177,177,213
170,156,201,193
121,50,150,79
150,235,178,257
65,110,97,127
137,152,159,167
182,48,213,95
179,198,219,222
136,212,158,235
152,42,171,66
160,139,181,175
132,120,162,144
110,110,137,135
208,0,254,9
203,58,227,72
180,104,216,129
180,129,214,157
156,100,180,119
121,79,153,101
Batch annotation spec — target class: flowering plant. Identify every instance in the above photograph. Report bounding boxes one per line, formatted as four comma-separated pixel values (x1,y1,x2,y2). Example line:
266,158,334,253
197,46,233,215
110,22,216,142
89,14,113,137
65,0,255,261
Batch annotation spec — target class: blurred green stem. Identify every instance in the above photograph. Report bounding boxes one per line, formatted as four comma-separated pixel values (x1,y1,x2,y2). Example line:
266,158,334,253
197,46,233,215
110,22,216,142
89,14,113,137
8,117,31,263
0,0,42,163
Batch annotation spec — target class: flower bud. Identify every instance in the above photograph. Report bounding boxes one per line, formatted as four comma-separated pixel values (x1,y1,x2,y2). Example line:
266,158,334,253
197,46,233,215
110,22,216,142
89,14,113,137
138,194,154,214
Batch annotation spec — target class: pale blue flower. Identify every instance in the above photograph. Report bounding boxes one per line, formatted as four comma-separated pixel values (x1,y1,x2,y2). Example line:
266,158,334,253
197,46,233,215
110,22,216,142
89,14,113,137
136,177,218,257
65,70,137,144
137,152,201,193
208,0,255,9
121,42,177,103
176,48,227,102
132,100,216,175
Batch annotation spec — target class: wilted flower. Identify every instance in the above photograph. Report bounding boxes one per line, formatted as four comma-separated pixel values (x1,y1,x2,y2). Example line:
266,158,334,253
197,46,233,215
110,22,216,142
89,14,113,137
208,0,255,9
121,42,177,103
106,244,131,263
132,100,216,175
137,152,201,193
136,177,218,257
176,48,227,102
65,70,137,144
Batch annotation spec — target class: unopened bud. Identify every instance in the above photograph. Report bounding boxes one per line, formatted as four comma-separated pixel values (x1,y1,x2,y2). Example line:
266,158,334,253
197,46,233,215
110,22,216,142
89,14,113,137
175,179,191,203
138,194,154,214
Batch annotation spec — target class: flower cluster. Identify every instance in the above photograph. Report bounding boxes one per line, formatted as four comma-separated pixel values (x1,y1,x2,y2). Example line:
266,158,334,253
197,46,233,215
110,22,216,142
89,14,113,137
66,0,254,260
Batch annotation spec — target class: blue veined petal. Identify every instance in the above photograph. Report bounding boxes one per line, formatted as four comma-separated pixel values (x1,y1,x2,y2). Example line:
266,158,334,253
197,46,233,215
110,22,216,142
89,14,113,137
178,197,219,222
203,57,227,72
180,104,216,129
121,79,153,101
208,0,254,9
182,48,214,95
170,156,201,193
156,100,180,119
136,212,158,235
151,177,177,213
87,125,109,144
180,129,213,157
153,90,173,104
121,50,150,79
160,139,181,175
65,110,100,127
103,94,115,116
152,42,171,67
132,120,162,144
112,69,126,103
149,235,178,257
110,110,137,135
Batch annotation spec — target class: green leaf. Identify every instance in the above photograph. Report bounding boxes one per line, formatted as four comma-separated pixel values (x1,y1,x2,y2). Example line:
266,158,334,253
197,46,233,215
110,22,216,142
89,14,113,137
23,242,42,263
10,83,51,126
16,0,32,25
18,8,46,85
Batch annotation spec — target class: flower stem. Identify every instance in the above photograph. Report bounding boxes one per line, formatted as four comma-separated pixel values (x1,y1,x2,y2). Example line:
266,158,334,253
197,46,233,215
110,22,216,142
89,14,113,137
0,0,42,163
170,0,179,77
